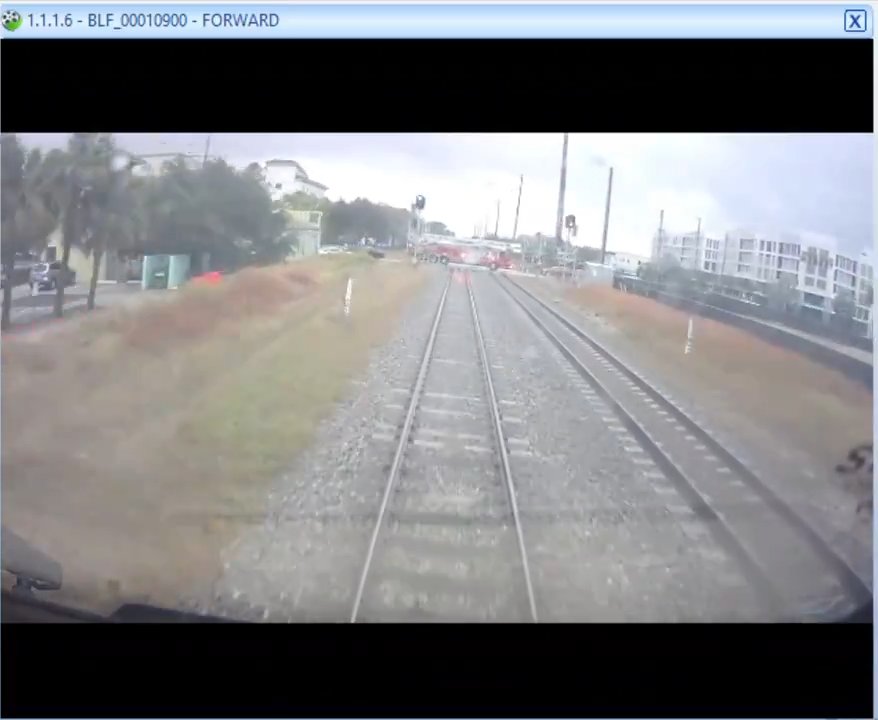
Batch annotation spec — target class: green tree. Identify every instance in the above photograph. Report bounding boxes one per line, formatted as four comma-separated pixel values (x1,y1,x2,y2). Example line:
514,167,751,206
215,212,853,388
765,274,799,314
1,136,59,330
35,134,121,318
82,162,147,310
656,253,682,278
575,246,603,264
277,191,330,213
243,162,266,185
142,157,290,269
425,221,452,236
833,288,857,329
637,261,660,282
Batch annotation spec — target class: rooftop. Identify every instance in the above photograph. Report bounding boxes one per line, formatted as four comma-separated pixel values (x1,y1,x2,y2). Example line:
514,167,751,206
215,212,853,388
265,159,306,172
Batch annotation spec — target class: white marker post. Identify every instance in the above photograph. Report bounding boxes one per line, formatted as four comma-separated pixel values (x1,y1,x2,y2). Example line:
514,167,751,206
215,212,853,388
684,316,694,355
343,277,353,319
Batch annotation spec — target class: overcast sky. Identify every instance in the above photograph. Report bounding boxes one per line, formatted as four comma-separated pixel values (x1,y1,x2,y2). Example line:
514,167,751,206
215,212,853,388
17,133,873,257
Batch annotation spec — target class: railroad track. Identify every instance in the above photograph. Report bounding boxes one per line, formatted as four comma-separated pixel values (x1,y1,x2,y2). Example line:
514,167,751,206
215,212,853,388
496,273,872,621
350,268,537,622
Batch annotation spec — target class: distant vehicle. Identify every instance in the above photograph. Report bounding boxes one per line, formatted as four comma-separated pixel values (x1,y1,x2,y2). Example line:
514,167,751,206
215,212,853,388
478,248,514,271
318,246,347,255
414,242,457,265
191,271,224,286
29,262,76,291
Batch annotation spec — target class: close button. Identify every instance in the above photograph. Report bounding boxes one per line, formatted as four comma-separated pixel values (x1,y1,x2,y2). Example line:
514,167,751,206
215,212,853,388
844,9,868,33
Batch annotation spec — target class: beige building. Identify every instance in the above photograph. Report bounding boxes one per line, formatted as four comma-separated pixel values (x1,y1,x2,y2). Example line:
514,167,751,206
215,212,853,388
284,210,323,257
42,228,141,285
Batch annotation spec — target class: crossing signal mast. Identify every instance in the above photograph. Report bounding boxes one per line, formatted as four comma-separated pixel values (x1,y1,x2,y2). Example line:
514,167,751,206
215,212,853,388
409,194,426,247
564,213,577,248
564,214,578,278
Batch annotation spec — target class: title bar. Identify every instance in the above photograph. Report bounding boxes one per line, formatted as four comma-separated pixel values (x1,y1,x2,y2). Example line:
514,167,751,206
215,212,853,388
0,4,872,39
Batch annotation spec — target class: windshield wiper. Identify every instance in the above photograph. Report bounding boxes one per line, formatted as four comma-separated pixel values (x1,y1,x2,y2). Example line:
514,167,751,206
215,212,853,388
1,526,63,594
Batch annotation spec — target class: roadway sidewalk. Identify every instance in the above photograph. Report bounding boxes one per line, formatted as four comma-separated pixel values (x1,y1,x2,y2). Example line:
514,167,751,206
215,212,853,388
4,282,169,334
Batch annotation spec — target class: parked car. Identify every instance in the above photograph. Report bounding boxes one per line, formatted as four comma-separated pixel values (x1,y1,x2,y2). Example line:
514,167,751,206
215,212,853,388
29,262,76,291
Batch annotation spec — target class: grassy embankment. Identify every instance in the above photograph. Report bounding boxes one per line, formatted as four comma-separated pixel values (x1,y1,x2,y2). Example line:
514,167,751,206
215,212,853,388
2,252,426,612
516,277,872,502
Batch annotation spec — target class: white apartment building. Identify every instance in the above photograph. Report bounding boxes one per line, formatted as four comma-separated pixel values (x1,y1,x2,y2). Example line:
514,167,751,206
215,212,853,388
652,228,874,336
263,159,328,202
652,230,702,270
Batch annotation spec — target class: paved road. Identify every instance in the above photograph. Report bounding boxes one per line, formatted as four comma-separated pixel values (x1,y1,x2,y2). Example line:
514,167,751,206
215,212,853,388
6,282,155,329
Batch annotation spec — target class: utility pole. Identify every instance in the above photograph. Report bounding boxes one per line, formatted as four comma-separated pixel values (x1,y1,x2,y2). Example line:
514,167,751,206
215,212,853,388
555,133,569,243
599,166,614,265
696,217,702,273
656,208,665,259
494,199,500,238
512,174,523,242
720,231,728,279
202,134,212,168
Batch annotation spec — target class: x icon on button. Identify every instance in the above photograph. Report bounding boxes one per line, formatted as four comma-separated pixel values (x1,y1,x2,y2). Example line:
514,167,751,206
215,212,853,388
844,9,867,32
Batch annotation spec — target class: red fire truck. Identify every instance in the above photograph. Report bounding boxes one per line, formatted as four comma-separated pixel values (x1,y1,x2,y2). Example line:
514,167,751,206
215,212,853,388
413,240,515,271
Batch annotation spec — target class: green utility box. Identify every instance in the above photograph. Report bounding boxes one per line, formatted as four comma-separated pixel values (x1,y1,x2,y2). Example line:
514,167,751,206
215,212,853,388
142,254,170,290
142,254,192,289
168,254,191,288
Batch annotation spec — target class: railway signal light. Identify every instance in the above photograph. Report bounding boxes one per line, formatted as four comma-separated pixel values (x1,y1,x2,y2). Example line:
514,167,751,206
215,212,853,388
565,214,576,230
415,195,426,210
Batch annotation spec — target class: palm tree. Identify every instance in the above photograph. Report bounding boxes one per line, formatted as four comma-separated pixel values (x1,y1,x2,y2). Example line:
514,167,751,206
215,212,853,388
1,135,60,330
36,134,119,318
82,166,146,310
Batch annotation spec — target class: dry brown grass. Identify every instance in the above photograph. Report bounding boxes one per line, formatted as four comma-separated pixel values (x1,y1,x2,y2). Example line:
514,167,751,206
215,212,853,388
551,282,873,472
2,255,426,613
119,267,318,350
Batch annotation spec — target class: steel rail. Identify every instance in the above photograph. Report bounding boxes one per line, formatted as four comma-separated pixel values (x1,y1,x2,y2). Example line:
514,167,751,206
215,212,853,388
349,271,453,623
465,274,539,622
495,274,789,617
501,274,873,608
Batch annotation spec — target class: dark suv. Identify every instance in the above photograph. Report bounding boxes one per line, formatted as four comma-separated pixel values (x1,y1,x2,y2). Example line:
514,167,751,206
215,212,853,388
29,262,76,291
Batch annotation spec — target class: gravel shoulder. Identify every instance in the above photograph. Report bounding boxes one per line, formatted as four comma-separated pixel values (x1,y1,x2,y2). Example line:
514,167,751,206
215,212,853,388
207,266,451,621
512,274,872,591
208,267,777,622
470,272,767,621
